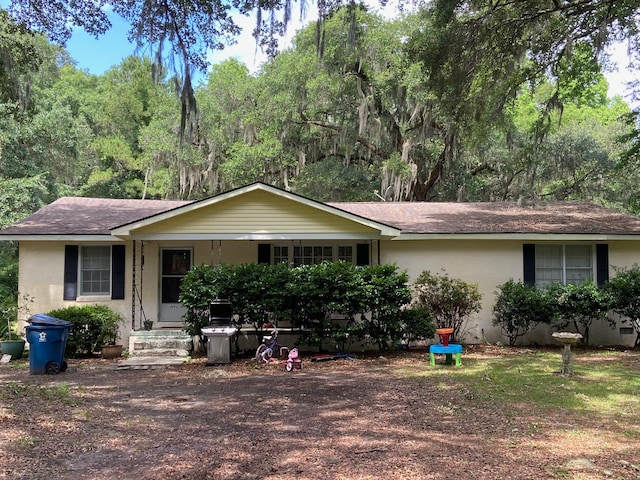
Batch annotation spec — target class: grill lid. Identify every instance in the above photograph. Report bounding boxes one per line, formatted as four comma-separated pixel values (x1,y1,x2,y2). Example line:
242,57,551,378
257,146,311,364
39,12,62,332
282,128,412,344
209,299,232,326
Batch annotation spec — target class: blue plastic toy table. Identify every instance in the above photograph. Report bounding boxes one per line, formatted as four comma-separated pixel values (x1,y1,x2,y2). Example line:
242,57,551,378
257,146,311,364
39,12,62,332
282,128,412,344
429,343,463,366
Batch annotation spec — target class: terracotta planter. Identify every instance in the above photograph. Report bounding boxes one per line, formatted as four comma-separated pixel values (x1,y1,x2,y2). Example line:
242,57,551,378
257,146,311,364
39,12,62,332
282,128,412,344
435,328,454,346
0,339,26,360
101,345,123,359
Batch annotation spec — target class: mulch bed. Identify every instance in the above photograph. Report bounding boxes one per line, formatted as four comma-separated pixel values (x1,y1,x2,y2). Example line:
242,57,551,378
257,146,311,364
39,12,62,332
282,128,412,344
1,345,639,480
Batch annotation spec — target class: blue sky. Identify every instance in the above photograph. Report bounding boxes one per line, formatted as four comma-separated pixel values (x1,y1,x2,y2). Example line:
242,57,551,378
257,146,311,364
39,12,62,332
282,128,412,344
64,8,306,78
65,11,137,75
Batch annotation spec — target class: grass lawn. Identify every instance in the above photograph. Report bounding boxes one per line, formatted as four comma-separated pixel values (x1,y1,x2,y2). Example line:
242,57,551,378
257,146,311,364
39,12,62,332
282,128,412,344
1,345,639,479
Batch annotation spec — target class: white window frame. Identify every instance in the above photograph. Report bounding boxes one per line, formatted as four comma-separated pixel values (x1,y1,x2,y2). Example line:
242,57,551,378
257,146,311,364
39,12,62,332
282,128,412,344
535,244,594,286
272,243,355,265
79,245,111,296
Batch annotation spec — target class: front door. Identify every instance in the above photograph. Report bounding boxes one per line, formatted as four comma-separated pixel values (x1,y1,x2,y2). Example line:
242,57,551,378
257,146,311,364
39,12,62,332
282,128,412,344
159,249,191,323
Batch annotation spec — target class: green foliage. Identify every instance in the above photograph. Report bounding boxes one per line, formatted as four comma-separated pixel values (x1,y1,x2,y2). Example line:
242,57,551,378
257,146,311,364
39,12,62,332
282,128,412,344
46,305,125,357
0,175,52,229
399,304,436,348
180,262,411,353
493,280,554,346
290,157,378,202
357,264,412,351
0,4,638,205
178,263,237,339
413,270,482,342
606,265,640,347
547,282,614,345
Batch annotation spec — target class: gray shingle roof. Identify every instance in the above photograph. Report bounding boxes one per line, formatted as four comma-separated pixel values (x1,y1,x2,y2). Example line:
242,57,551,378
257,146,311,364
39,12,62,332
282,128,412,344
330,201,640,234
0,197,189,235
2,196,640,237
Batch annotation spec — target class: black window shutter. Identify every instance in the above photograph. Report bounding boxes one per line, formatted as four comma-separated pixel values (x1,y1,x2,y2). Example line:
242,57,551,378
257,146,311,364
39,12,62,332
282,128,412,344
111,245,126,300
257,244,271,264
356,243,370,266
63,245,78,300
523,244,536,286
596,244,609,285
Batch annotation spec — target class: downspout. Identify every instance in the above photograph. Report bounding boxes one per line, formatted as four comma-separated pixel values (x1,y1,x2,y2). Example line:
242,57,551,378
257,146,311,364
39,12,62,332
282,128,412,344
377,239,381,265
139,241,145,327
131,240,136,330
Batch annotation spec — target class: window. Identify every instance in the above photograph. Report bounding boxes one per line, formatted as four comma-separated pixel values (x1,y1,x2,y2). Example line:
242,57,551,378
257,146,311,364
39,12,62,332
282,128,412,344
273,246,289,264
294,246,334,265
270,244,358,265
535,244,593,286
338,246,353,262
80,246,111,295
64,245,125,300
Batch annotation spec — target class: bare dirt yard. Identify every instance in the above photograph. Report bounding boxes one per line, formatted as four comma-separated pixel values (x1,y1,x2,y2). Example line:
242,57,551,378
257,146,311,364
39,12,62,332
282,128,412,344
1,345,639,480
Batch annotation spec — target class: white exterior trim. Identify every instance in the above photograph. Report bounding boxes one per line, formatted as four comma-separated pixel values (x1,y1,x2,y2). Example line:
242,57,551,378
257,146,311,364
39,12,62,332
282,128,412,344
396,233,640,241
0,235,122,242
127,233,385,241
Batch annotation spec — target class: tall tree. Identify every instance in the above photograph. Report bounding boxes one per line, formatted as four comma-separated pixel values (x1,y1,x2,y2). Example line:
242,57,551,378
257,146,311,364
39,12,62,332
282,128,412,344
405,1,640,196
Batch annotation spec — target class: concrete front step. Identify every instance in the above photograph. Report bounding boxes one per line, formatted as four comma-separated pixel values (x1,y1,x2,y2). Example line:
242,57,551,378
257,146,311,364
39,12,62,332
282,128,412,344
128,330,193,357
129,347,191,357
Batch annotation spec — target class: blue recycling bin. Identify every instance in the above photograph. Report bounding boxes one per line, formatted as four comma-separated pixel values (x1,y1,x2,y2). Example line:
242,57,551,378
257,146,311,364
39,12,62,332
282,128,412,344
25,314,73,375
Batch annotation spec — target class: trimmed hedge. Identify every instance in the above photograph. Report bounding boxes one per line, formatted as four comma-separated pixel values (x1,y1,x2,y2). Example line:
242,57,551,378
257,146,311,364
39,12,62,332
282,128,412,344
47,305,124,358
179,262,423,352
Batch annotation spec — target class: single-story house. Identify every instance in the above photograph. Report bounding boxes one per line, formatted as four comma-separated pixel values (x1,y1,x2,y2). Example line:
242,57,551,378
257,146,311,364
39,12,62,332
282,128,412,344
2,181,640,349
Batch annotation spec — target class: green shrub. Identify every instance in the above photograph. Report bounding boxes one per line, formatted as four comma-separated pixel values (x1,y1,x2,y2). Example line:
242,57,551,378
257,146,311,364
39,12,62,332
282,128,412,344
493,280,554,345
180,261,411,353
357,264,412,351
547,282,614,345
399,304,436,348
47,305,125,358
607,264,640,348
413,269,482,343
179,263,237,342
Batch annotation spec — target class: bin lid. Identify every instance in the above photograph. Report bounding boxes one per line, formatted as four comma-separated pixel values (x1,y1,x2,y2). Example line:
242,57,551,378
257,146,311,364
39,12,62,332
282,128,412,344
28,313,74,327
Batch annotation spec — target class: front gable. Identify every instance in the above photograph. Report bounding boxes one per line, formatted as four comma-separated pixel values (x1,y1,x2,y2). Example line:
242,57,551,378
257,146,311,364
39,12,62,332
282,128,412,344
111,183,400,240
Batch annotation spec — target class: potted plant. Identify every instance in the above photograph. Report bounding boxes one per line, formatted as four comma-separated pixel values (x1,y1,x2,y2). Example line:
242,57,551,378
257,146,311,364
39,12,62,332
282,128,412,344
143,319,153,331
99,308,126,359
0,299,26,361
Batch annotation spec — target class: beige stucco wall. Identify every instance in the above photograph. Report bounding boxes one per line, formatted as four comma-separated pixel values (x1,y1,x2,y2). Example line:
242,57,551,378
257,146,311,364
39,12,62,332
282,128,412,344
381,238,523,344
17,241,131,341
16,238,640,348
382,238,639,347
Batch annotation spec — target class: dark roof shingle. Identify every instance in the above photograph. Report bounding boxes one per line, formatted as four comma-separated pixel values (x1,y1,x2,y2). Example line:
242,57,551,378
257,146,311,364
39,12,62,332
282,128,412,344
2,196,640,236
330,201,640,235
0,197,189,235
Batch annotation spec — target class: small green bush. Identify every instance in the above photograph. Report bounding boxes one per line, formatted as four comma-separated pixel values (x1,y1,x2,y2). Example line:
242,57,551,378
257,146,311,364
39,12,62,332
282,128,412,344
607,265,640,348
413,269,482,342
47,305,124,358
547,282,614,345
399,304,436,347
493,280,554,345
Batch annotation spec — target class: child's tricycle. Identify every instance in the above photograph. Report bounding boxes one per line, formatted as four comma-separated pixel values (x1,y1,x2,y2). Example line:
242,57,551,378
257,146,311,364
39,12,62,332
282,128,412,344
284,348,303,372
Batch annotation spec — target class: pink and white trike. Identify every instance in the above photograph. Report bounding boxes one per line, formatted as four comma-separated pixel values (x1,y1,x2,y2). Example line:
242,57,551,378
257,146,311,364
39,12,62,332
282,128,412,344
284,348,303,372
